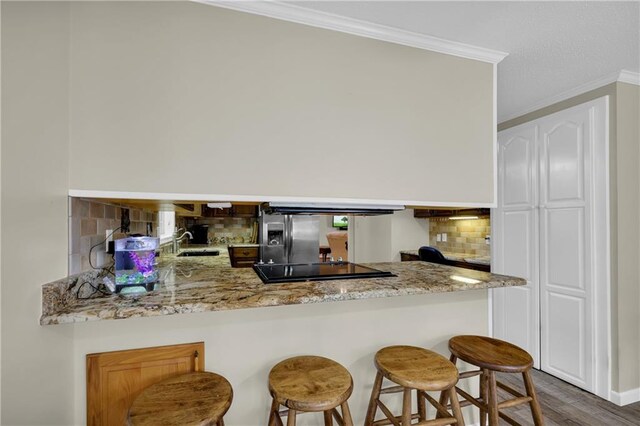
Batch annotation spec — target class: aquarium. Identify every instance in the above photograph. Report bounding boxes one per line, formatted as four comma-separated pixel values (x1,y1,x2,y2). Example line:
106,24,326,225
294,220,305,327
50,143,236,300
114,236,159,292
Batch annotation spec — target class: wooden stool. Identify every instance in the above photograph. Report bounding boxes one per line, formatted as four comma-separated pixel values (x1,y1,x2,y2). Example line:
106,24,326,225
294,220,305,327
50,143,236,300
365,345,465,426
268,355,354,426
445,335,544,426
128,371,232,426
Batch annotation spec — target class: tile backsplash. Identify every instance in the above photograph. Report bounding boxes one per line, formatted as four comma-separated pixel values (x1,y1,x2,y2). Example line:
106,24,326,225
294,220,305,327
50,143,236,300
429,217,490,257
180,217,258,245
68,198,157,275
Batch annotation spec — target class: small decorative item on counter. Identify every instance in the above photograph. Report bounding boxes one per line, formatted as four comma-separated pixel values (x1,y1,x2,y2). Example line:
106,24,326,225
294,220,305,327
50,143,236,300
114,236,159,293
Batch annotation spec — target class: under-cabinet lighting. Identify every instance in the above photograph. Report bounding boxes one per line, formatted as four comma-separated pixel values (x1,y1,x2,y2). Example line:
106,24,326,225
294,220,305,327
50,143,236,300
450,275,481,285
448,215,479,220
207,202,232,209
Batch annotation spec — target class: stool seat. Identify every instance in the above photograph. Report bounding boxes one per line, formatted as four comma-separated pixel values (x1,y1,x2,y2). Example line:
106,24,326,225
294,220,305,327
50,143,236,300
449,335,533,373
269,355,353,412
128,372,233,426
374,345,458,391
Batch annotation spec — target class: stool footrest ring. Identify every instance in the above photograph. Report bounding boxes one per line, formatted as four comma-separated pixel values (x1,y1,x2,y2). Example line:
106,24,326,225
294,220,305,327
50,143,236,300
496,380,526,399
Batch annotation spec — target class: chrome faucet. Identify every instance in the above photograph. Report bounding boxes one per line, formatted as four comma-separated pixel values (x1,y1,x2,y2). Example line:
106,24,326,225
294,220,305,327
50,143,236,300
173,231,193,253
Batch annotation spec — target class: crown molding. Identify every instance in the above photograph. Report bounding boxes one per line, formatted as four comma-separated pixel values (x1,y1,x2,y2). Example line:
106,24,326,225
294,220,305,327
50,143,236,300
618,69,640,85
499,69,640,123
194,0,508,64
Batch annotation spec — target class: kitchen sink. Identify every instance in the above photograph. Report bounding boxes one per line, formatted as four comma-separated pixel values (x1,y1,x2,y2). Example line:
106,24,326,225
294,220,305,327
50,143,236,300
177,250,220,257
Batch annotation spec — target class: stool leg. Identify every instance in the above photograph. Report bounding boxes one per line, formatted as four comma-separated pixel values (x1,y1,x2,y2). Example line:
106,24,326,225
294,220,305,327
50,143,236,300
417,388,427,421
402,388,412,426
523,370,544,426
269,397,283,426
487,370,499,426
437,354,456,418
323,410,334,426
287,409,297,426
449,386,465,426
340,401,354,426
479,369,488,426
364,371,383,426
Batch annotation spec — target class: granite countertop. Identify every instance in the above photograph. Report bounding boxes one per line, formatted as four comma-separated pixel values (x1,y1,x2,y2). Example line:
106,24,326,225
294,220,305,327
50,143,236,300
400,250,491,266
40,254,523,326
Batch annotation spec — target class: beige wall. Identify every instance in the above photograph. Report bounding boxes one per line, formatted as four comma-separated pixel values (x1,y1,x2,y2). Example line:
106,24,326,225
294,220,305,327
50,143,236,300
1,2,495,423
1,2,75,424
71,291,488,425
499,82,640,394
353,209,429,262
68,1,495,205
389,209,430,261
615,82,640,393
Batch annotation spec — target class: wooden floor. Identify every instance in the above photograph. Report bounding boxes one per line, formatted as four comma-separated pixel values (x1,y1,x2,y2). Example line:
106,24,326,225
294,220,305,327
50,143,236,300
496,369,640,425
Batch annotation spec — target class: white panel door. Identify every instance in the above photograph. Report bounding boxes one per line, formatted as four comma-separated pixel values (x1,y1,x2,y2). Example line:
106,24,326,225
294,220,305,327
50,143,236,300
539,104,594,392
492,123,540,367
494,97,609,397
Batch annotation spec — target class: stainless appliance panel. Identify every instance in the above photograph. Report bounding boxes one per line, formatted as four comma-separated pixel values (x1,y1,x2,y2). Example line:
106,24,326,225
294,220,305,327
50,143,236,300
260,216,286,264
259,214,319,264
288,216,319,264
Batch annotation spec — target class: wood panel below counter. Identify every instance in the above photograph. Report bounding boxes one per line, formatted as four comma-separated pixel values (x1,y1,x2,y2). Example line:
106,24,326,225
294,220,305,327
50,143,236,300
86,342,204,426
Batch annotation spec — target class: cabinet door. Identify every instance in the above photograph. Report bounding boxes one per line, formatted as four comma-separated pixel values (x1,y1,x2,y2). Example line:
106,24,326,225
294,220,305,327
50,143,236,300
87,342,204,426
231,205,259,217
493,123,540,367
539,101,599,393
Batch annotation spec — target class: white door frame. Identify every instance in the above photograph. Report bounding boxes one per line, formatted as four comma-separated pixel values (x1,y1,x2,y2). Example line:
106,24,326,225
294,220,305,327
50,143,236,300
490,96,611,401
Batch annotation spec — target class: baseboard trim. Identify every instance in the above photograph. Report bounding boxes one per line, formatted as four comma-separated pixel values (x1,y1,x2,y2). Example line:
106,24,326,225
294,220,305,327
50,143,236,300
610,387,640,406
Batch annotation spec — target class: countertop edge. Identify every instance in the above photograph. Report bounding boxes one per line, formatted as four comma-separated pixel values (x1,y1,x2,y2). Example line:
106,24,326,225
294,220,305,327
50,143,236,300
40,277,522,326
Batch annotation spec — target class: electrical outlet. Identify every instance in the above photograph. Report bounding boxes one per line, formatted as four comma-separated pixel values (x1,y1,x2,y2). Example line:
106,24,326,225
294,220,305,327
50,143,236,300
442,233,448,242
436,234,442,242
105,229,113,251
485,235,491,245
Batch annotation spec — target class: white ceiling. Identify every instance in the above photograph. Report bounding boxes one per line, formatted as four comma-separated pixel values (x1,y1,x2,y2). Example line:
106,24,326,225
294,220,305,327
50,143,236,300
286,1,640,122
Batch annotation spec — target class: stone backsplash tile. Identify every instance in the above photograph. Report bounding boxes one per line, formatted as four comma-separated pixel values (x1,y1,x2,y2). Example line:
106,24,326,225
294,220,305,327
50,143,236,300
68,198,158,275
429,217,491,257
181,216,258,244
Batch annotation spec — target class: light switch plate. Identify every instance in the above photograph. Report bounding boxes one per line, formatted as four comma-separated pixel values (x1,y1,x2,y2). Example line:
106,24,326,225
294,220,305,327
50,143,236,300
436,234,442,242
442,233,448,242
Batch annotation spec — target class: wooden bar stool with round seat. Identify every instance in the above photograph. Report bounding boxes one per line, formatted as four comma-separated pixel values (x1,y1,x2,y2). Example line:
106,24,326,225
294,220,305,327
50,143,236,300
268,355,354,426
128,371,233,426
364,345,465,426
442,335,544,426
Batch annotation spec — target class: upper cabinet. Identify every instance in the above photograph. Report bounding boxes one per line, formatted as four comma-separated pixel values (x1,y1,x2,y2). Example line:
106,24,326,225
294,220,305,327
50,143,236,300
413,208,490,218
201,204,258,218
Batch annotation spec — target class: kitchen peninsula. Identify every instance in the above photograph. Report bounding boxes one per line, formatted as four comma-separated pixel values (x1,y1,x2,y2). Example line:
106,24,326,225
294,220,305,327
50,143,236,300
41,253,524,325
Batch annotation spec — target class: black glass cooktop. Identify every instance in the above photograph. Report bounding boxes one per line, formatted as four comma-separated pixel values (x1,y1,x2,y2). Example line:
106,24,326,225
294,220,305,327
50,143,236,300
253,262,396,284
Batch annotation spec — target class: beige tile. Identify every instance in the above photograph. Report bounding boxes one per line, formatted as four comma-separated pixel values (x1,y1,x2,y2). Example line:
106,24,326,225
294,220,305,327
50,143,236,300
69,254,82,275
81,255,91,273
69,217,80,255
90,202,104,219
104,204,116,219
81,219,97,236
71,198,90,218
131,209,141,221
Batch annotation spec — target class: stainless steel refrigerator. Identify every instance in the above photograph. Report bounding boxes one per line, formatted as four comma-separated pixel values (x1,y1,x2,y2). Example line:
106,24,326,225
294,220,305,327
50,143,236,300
259,214,319,264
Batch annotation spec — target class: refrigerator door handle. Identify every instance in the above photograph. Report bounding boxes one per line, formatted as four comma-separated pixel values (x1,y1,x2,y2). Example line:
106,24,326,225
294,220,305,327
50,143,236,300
285,215,292,264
